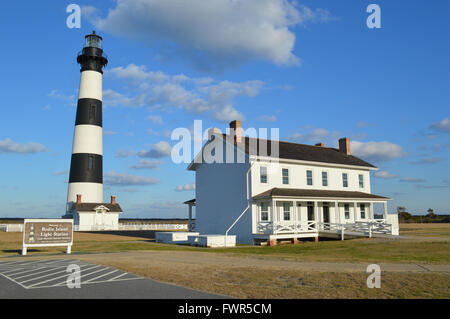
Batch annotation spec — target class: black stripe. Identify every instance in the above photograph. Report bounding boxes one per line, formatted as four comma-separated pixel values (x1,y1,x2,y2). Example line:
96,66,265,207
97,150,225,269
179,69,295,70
77,47,108,73
69,153,103,183
75,98,102,127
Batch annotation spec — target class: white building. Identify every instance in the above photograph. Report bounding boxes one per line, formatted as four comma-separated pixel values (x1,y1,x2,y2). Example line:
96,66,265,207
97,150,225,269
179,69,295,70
65,195,122,231
186,120,399,245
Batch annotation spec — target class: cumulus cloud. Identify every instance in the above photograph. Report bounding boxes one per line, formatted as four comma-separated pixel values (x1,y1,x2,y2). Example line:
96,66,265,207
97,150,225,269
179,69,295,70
351,141,405,163
131,159,163,170
138,141,172,158
0,138,47,154
103,130,117,135
430,117,450,134
104,171,159,186
373,171,399,179
257,115,277,122
48,90,76,106
84,0,332,71
105,64,264,122
52,170,69,177
175,183,195,192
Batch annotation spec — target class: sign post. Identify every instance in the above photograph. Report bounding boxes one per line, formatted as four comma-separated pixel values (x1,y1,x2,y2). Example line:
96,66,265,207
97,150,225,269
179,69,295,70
22,219,73,256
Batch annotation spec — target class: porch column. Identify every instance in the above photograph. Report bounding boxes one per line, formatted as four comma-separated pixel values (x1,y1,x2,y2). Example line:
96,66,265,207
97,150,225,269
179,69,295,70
383,201,388,219
272,199,277,234
335,201,340,224
188,205,193,231
353,202,358,222
369,202,374,220
314,201,319,229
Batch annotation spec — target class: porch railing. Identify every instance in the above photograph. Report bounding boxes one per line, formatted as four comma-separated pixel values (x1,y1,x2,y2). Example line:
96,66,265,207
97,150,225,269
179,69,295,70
256,221,318,234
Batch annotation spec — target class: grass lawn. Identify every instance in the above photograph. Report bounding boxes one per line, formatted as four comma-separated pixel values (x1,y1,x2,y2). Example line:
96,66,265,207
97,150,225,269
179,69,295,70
1,224,449,264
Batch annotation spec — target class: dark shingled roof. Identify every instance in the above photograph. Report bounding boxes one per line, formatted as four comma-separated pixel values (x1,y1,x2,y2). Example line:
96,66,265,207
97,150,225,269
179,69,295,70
73,203,123,213
253,188,390,200
223,134,376,168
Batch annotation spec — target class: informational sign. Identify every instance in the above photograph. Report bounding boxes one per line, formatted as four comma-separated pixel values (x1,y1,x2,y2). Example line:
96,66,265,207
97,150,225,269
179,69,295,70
22,219,74,256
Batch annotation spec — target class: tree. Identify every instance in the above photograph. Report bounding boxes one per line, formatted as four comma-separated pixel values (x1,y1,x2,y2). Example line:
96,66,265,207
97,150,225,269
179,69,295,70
426,208,436,218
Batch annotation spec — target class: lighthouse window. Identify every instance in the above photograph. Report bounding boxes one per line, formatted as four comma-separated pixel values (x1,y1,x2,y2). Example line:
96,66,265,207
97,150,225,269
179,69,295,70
88,155,94,170
89,105,95,120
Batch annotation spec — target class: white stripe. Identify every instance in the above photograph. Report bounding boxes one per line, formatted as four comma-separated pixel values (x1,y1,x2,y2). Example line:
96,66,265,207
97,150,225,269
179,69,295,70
21,264,99,284
78,70,102,100
26,265,101,288
72,125,103,155
67,182,103,203
107,272,129,281
1,268,27,275
83,269,118,283
30,277,143,289
13,265,77,280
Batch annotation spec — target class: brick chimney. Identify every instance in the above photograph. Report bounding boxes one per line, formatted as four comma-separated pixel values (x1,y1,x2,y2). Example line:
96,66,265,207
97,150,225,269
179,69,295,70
76,194,82,204
229,120,242,143
339,137,351,155
315,142,325,147
208,127,220,141
111,196,116,204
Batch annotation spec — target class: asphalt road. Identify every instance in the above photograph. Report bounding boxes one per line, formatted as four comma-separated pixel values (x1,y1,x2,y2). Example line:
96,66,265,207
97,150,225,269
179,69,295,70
0,259,226,299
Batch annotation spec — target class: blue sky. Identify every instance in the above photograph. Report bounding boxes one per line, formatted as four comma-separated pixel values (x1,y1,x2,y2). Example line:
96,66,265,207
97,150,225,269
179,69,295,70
0,0,449,218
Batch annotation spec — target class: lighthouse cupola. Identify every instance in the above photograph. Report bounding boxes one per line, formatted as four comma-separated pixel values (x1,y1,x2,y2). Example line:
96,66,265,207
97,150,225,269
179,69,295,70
77,30,108,73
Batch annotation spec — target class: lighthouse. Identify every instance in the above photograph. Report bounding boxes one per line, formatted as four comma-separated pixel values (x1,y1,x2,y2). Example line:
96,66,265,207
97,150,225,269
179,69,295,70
67,31,107,206
63,32,122,231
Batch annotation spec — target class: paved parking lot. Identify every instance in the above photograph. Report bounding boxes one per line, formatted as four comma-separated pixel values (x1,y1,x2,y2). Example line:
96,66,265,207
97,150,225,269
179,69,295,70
0,258,225,299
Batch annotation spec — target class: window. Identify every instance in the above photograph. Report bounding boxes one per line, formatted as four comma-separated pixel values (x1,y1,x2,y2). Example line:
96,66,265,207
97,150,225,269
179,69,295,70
260,167,267,183
322,171,328,187
306,170,313,186
88,155,94,170
89,105,95,120
344,204,350,219
260,203,269,221
359,174,364,188
283,203,291,221
307,202,314,221
342,173,348,188
360,204,366,219
282,168,289,185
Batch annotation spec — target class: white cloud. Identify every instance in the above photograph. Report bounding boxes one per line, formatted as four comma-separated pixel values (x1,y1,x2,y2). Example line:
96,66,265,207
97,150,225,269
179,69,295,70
138,141,172,158
409,157,443,165
430,117,450,134
85,0,332,71
52,170,69,177
287,127,340,144
147,115,163,124
114,149,135,158
373,171,399,179
175,183,195,192
104,171,159,186
106,64,263,122
400,177,426,183
103,130,117,135
257,115,277,122
351,141,405,163
131,159,163,170
48,90,76,106
0,138,47,154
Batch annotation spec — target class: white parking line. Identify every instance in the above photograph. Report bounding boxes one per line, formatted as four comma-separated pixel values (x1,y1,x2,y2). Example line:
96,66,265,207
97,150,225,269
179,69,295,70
27,265,102,288
83,269,118,283
12,265,80,280
21,264,100,284
107,272,129,281
1,268,28,275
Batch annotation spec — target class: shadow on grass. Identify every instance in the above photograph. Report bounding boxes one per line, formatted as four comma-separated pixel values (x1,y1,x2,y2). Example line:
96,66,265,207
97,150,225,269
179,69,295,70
2,249,40,255
77,230,158,240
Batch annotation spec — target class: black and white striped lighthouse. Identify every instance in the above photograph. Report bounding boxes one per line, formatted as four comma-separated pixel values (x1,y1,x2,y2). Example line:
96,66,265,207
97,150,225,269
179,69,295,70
67,31,108,208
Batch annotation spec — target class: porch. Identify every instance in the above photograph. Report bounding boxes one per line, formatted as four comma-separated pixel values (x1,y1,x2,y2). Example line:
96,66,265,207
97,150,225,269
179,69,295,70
252,188,397,245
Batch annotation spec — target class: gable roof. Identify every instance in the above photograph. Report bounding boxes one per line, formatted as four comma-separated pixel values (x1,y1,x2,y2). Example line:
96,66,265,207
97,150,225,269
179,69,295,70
73,203,123,213
234,135,376,168
253,188,390,200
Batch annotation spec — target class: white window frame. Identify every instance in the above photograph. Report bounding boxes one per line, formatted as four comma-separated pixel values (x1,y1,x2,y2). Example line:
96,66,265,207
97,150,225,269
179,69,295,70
282,202,291,221
359,174,364,188
344,204,350,219
342,173,348,188
360,204,366,219
282,168,290,185
322,171,328,187
306,170,313,186
260,202,269,221
260,166,268,184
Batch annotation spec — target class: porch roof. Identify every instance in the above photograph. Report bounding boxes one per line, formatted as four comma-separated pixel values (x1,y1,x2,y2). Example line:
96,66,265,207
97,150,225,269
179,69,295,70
253,188,390,200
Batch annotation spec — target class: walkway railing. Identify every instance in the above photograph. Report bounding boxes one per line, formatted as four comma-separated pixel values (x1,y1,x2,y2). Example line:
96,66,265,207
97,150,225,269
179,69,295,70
256,221,318,234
